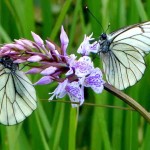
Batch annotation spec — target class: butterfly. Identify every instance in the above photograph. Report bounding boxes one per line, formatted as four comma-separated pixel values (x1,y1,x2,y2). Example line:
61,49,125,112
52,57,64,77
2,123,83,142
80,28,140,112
0,56,37,125
98,21,150,90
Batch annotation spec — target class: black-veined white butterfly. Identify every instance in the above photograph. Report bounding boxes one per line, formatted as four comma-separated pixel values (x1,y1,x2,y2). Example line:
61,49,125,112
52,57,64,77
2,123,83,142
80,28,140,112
0,56,37,125
98,21,150,90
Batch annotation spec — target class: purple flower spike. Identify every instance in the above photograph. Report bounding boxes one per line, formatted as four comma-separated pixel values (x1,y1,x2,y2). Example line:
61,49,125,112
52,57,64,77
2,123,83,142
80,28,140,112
34,76,53,85
27,55,42,62
60,26,69,55
0,26,105,108
41,66,57,75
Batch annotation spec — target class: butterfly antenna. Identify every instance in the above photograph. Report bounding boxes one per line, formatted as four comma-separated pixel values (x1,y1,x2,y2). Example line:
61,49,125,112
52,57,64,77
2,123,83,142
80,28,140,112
105,22,110,33
85,6,104,32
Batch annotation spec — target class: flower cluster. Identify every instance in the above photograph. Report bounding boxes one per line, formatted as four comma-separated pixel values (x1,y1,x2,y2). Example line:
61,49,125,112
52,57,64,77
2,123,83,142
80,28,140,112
0,26,104,107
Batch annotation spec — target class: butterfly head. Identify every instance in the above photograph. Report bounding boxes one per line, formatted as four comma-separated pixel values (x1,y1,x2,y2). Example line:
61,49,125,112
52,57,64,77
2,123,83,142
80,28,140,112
0,56,18,72
100,33,107,40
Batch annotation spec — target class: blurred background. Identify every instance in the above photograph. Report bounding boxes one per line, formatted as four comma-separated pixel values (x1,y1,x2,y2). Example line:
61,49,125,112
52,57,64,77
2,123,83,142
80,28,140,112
1,0,150,150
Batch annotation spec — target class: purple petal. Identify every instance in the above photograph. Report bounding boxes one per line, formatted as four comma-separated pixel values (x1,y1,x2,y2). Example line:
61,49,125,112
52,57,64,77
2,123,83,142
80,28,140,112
13,59,26,63
3,44,20,50
4,51,18,55
5,43,25,50
66,68,73,76
77,34,98,55
89,41,99,53
27,55,42,62
31,32,44,47
74,56,94,77
14,44,25,50
4,44,15,49
41,66,57,75
7,43,23,50
65,81,84,107
15,39,24,45
26,68,42,74
60,26,69,55
66,54,76,65
15,39,31,48
84,68,104,93
21,39,35,48
49,79,68,100
34,76,53,85
46,40,55,51
0,46,10,53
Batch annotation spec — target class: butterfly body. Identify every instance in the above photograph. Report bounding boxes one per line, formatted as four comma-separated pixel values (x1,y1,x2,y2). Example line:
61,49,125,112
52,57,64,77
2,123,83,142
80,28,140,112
98,21,150,90
99,33,111,53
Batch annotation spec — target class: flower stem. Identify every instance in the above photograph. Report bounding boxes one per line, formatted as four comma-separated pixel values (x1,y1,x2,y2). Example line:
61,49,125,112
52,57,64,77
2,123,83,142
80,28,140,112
50,99,134,111
104,83,150,123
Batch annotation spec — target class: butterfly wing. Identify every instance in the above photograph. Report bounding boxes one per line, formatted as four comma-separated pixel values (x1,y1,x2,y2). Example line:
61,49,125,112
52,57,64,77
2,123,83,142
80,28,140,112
0,65,37,125
101,21,150,90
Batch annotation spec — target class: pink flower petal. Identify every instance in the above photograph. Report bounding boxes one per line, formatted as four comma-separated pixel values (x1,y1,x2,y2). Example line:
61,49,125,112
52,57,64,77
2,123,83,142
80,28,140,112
31,31,44,47
49,79,68,100
13,59,26,63
74,56,94,77
41,66,57,75
77,34,99,55
60,26,69,55
34,76,53,85
21,39,35,48
26,68,42,74
84,68,104,93
46,40,55,51
65,81,84,107
27,55,42,62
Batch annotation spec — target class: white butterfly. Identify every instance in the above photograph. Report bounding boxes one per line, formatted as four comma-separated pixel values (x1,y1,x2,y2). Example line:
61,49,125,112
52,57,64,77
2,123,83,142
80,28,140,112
99,21,150,90
0,56,37,125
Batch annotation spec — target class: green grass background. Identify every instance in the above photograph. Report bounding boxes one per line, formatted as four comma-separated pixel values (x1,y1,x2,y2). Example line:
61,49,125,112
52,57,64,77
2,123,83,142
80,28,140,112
1,0,150,149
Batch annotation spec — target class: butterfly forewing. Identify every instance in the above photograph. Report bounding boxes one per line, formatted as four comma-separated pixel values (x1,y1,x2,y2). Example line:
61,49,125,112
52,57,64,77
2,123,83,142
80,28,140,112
100,21,150,90
0,64,37,125
112,22,150,55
